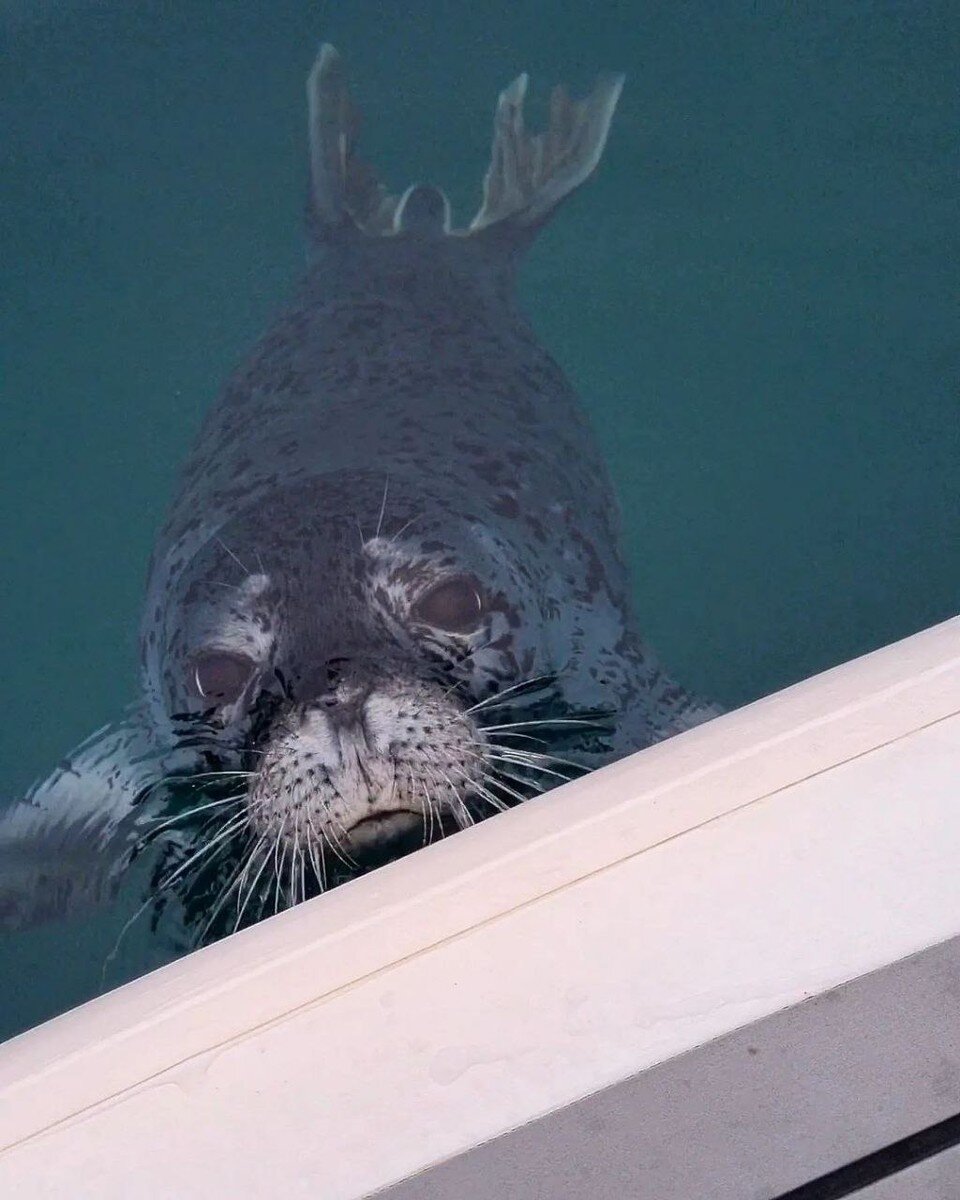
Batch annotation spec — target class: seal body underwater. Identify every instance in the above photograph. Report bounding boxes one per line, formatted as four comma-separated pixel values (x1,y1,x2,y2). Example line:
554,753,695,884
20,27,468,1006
0,46,718,942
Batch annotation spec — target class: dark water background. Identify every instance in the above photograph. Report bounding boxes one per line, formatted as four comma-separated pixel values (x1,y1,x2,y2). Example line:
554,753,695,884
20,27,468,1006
1,1,957,1038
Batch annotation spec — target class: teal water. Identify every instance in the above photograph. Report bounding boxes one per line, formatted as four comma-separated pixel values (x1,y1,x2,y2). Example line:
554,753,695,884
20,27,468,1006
1,1,957,1038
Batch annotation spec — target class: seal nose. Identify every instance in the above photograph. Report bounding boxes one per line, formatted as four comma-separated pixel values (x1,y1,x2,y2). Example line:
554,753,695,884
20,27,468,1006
317,656,371,728
323,656,350,689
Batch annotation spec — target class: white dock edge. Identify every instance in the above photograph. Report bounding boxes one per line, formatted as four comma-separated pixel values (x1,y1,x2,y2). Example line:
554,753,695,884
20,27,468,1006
1,617,958,1198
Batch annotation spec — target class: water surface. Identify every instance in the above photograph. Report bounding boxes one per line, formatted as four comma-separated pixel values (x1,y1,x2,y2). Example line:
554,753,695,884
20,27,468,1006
2,0,957,1039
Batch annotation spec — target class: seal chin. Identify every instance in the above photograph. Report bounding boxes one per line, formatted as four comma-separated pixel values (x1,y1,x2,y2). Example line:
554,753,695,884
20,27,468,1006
343,810,425,866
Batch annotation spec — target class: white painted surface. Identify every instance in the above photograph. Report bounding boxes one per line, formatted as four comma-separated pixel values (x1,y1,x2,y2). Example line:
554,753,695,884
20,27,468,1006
378,934,960,1199
0,617,958,1198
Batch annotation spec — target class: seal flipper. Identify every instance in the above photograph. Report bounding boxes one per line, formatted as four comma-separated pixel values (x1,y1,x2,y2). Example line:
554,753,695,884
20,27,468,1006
305,44,621,244
0,711,182,929
469,69,625,237
306,44,402,238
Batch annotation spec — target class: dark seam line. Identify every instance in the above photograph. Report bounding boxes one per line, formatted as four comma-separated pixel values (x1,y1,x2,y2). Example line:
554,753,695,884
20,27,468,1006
769,1110,960,1199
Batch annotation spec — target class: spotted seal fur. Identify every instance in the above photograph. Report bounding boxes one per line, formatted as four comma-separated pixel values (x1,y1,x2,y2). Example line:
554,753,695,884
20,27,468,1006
0,46,718,941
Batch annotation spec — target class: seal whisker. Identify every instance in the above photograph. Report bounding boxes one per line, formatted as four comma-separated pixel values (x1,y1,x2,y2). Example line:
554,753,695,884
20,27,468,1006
132,772,201,812
327,804,361,862
448,764,511,814
139,776,253,823
422,767,443,846
289,807,300,907
101,890,162,987
459,747,550,803
421,765,451,825
323,823,358,875
305,811,329,891
374,476,390,540
306,833,326,894
482,765,549,798
314,805,358,872
487,748,578,777
463,673,560,715
484,766,554,811
153,809,250,898
481,717,611,732
475,772,523,811
215,536,252,578
232,826,271,915
420,782,447,844
428,631,505,708
298,814,308,906
415,779,435,847
482,742,585,771
175,769,258,781
436,661,487,706
317,777,361,867
430,789,444,841
476,729,549,746
452,630,499,666
417,786,434,844
486,746,580,775
387,510,427,546
167,733,269,759
232,832,275,934
193,828,265,946
431,765,474,831
271,815,289,915
136,790,248,845
481,751,578,784
291,806,305,906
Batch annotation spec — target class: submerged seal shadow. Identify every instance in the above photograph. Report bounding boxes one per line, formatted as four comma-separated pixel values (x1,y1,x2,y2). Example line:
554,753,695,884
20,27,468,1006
0,46,719,943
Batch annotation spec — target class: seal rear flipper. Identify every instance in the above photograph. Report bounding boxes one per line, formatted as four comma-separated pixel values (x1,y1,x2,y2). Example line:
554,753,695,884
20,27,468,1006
304,44,622,245
0,710,181,930
469,69,625,240
306,44,403,239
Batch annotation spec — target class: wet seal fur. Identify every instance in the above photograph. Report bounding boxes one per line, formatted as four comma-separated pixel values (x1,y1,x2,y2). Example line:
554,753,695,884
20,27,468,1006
0,47,718,942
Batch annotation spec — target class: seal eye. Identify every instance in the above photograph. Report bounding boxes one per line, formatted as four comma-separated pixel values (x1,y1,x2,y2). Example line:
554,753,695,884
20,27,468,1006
411,575,485,634
191,651,254,705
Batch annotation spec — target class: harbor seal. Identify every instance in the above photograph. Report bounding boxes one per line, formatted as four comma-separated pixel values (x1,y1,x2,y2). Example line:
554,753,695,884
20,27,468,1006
0,46,718,943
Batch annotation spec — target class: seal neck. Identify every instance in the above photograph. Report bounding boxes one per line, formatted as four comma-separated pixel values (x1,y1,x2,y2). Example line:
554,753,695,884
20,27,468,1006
301,228,522,319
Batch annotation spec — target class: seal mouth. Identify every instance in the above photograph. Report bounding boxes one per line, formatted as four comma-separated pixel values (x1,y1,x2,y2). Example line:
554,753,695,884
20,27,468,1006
343,809,426,866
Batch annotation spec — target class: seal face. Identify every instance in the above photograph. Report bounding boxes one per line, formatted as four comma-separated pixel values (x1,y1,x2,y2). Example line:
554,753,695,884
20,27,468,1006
0,46,719,944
